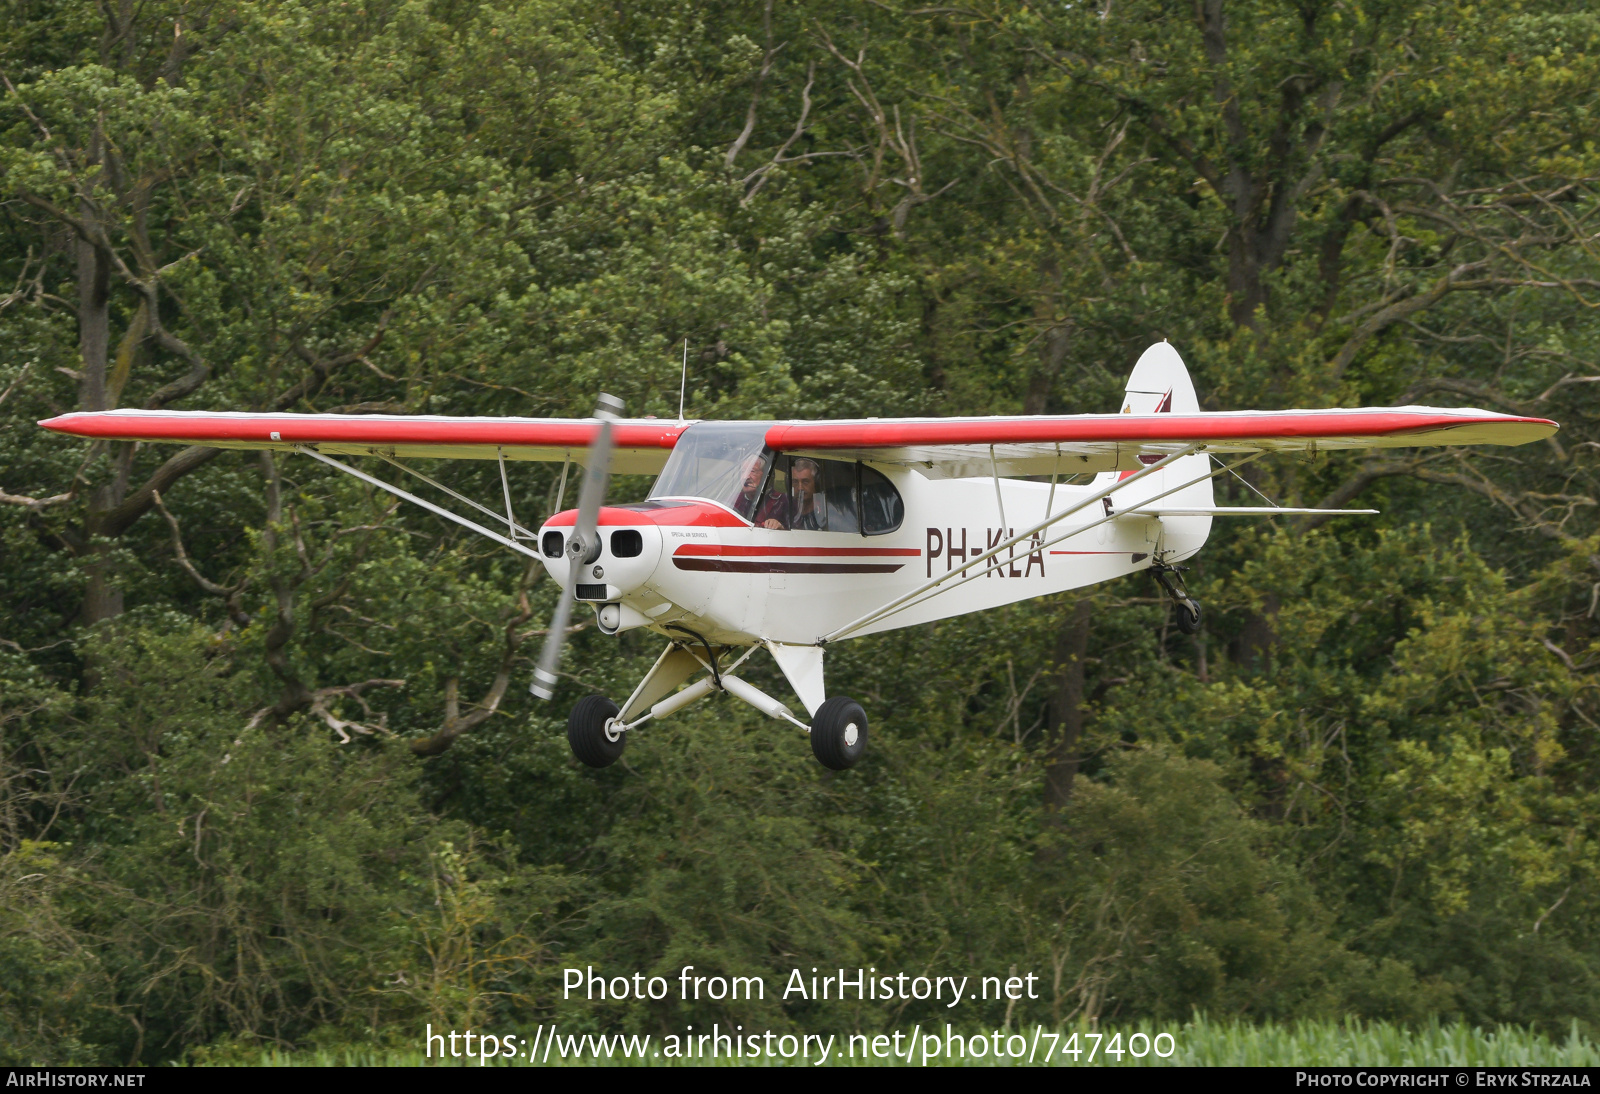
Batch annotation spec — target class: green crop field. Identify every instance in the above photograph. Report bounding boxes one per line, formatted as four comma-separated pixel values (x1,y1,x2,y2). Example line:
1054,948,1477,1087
228,1018,1600,1068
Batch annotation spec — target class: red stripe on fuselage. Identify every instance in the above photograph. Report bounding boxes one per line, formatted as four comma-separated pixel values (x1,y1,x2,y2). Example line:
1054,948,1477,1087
672,544,920,558
672,559,905,575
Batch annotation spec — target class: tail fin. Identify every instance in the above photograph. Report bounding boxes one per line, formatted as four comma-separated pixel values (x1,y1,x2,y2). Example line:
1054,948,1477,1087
1095,342,1213,561
1121,340,1200,415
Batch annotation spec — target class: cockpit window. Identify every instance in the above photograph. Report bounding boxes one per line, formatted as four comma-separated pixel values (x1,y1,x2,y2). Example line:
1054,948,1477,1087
649,424,905,532
756,455,905,535
647,422,772,519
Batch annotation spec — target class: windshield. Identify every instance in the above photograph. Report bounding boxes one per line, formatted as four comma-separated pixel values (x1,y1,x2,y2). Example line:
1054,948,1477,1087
648,422,772,519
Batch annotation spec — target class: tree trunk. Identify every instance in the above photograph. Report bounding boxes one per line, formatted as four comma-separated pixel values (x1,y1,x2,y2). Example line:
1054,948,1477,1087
1236,592,1280,671
1025,322,1071,416
76,229,110,414
76,191,128,628
1226,227,1268,329
1043,597,1093,812
258,451,313,718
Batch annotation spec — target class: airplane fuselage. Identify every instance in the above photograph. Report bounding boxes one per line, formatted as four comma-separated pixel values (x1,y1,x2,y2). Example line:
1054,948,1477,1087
539,461,1213,647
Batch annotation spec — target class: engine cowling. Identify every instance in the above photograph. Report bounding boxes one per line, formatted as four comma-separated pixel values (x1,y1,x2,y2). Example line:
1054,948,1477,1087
537,511,664,604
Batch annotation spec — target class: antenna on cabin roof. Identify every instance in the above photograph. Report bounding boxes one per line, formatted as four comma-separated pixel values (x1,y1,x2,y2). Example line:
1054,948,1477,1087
678,338,689,423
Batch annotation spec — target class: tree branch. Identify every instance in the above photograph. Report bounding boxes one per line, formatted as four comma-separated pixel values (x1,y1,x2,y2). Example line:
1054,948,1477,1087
0,487,76,511
740,62,820,205
1328,261,1493,378
1300,456,1437,533
410,562,542,757
248,679,406,742
151,490,251,626
724,0,782,169
95,444,223,539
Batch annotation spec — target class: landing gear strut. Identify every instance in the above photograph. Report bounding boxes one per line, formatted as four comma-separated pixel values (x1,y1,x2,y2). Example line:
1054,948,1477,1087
563,643,869,771
1151,563,1203,635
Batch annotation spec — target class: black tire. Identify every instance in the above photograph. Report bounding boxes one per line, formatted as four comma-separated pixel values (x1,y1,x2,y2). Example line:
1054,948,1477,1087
810,696,868,771
568,695,624,768
1175,600,1203,635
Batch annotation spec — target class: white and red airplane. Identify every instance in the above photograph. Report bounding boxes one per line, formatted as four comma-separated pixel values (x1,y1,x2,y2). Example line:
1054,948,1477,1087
41,343,1557,770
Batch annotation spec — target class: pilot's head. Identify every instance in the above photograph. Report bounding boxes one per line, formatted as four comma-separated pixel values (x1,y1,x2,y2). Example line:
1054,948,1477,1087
742,457,766,497
793,459,820,505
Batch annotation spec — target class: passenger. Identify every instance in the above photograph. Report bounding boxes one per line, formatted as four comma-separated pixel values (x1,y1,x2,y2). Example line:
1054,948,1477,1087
732,457,789,528
790,458,823,531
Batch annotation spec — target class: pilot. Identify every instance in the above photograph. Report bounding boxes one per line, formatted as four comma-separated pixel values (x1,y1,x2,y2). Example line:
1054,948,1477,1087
790,458,823,530
733,457,789,528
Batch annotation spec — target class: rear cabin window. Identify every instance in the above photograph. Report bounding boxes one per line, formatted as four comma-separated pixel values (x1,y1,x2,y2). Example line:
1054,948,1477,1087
759,456,903,535
858,463,904,534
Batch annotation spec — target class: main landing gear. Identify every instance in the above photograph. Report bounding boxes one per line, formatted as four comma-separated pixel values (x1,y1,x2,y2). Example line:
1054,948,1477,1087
567,694,625,767
1151,563,1203,635
561,639,868,772
809,696,868,771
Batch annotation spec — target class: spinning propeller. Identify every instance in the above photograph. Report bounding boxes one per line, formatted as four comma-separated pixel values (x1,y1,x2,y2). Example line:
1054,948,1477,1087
530,392,623,700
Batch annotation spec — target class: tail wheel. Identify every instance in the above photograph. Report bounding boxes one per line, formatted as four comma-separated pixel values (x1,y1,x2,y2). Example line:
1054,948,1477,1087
810,696,868,771
1175,600,1203,635
568,694,624,768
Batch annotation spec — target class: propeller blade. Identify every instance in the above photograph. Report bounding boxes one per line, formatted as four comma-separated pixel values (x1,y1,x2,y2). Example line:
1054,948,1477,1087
530,581,577,701
531,393,623,700
570,393,621,564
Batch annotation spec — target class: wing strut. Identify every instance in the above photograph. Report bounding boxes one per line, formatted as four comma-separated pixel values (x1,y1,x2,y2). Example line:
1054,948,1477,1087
372,451,540,541
296,447,543,561
497,448,519,540
990,444,1007,531
1045,444,1061,525
821,443,1205,643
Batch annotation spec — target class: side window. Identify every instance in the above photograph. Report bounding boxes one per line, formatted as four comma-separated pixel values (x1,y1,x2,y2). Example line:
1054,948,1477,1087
765,457,902,533
770,456,858,532
819,460,860,534
859,464,904,535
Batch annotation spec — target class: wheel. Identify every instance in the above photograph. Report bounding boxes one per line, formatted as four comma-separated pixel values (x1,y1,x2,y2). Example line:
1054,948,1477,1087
568,694,624,768
1175,599,1203,635
810,696,868,771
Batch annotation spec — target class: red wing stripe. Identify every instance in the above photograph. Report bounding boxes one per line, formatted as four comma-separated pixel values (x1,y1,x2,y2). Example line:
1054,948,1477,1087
38,410,685,450
763,409,1556,448
41,408,1554,451
673,559,904,575
673,544,919,558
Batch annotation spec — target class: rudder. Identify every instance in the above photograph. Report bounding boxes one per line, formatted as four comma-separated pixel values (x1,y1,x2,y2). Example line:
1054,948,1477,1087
1095,342,1213,560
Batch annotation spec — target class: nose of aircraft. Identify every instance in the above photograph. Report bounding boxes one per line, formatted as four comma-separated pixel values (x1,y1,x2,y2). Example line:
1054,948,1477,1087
537,509,663,602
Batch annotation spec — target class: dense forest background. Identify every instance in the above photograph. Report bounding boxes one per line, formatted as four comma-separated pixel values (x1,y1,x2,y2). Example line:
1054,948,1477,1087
3,0,1599,1065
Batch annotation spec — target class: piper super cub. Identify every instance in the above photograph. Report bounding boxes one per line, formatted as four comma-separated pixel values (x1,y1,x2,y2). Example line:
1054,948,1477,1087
42,343,1558,770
